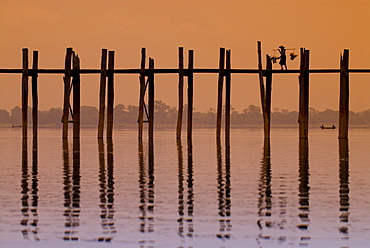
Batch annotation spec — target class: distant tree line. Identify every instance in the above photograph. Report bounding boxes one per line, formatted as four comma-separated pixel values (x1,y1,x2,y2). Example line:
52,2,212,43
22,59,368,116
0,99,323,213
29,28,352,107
1,100,369,127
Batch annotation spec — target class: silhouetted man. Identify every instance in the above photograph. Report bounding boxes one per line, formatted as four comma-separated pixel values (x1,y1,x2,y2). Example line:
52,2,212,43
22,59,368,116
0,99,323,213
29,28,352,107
278,45,287,70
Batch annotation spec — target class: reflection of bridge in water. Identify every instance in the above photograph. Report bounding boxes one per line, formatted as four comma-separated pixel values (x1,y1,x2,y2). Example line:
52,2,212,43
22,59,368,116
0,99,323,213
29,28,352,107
216,139,232,240
16,132,354,245
177,139,195,239
138,139,155,234
98,140,116,242
339,139,350,242
62,139,81,241
20,139,40,241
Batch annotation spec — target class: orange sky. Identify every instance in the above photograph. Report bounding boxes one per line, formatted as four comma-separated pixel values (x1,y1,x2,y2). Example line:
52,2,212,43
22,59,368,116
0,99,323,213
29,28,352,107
0,0,369,112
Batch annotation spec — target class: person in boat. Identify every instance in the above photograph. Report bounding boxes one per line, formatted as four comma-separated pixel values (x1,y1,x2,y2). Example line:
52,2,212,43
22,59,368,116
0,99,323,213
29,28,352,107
278,45,287,70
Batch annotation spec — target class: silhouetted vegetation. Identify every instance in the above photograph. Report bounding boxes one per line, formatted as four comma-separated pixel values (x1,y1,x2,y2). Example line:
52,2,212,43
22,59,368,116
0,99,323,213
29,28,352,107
1,101,369,127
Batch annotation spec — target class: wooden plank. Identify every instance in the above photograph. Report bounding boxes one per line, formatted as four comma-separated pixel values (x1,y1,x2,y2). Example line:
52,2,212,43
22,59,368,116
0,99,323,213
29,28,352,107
97,49,107,139
225,49,231,139
187,50,194,139
106,51,115,139
62,48,73,139
32,50,38,140
216,48,225,139
148,58,155,139
176,47,184,139
264,54,273,139
339,49,349,139
22,48,29,139
72,55,80,139
138,48,146,139
2,68,370,75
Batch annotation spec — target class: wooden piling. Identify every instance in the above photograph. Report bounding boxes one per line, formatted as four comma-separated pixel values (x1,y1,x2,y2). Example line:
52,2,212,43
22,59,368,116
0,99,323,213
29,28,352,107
72,55,80,139
148,58,155,139
176,47,184,139
187,50,194,139
257,41,272,139
22,48,29,139
257,41,266,121
32,51,38,140
138,48,146,139
225,49,231,139
216,48,225,139
264,54,273,139
62,48,73,139
107,51,115,139
97,49,107,139
299,48,310,139
339,49,349,139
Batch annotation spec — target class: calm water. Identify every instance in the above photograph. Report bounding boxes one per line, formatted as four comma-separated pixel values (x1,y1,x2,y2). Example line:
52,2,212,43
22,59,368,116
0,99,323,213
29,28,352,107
0,128,369,248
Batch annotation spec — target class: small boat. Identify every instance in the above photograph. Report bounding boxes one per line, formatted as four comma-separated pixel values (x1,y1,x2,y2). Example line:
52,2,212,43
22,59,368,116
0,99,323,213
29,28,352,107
320,124,336,129
12,125,22,128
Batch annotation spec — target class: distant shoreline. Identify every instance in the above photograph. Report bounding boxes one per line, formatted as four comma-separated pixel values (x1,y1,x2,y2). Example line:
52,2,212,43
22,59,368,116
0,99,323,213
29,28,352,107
1,124,369,129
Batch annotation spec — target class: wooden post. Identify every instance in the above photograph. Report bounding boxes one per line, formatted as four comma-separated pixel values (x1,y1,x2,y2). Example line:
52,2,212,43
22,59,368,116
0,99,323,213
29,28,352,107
72,55,80,139
98,49,107,139
22,48,29,139
339,49,349,139
176,47,184,139
264,54,273,139
216,48,225,139
138,48,146,139
107,51,115,139
258,42,273,139
32,50,38,140
148,58,155,139
225,49,231,139
257,41,266,121
299,48,310,139
187,50,194,139
62,48,73,139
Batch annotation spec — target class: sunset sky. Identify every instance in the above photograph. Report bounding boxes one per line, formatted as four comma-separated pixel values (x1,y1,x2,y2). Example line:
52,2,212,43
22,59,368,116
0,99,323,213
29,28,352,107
0,0,369,113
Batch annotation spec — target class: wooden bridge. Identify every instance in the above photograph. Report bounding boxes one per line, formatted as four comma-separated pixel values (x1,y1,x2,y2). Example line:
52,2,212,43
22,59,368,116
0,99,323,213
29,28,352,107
1,41,369,144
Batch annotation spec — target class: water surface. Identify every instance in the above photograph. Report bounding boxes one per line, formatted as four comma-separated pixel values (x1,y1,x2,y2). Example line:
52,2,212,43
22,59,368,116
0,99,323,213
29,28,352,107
0,128,369,247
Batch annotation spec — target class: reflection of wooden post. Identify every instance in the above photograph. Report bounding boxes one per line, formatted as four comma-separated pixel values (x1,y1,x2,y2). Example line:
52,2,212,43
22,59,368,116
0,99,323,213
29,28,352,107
138,48,146,139
176,47,184,139
299,48,310,139
107,51,115,139
338,138,349,223
72,55,80,139
98,49,107,139
216,48,225,139
225,49,231,139
298,138,309,232
148,58,155,139
187,50,194,139
264,54,273,139
62,48,73,139
339,50,349,139
22,48,29,139
32,51,38,140
148,137,155,216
